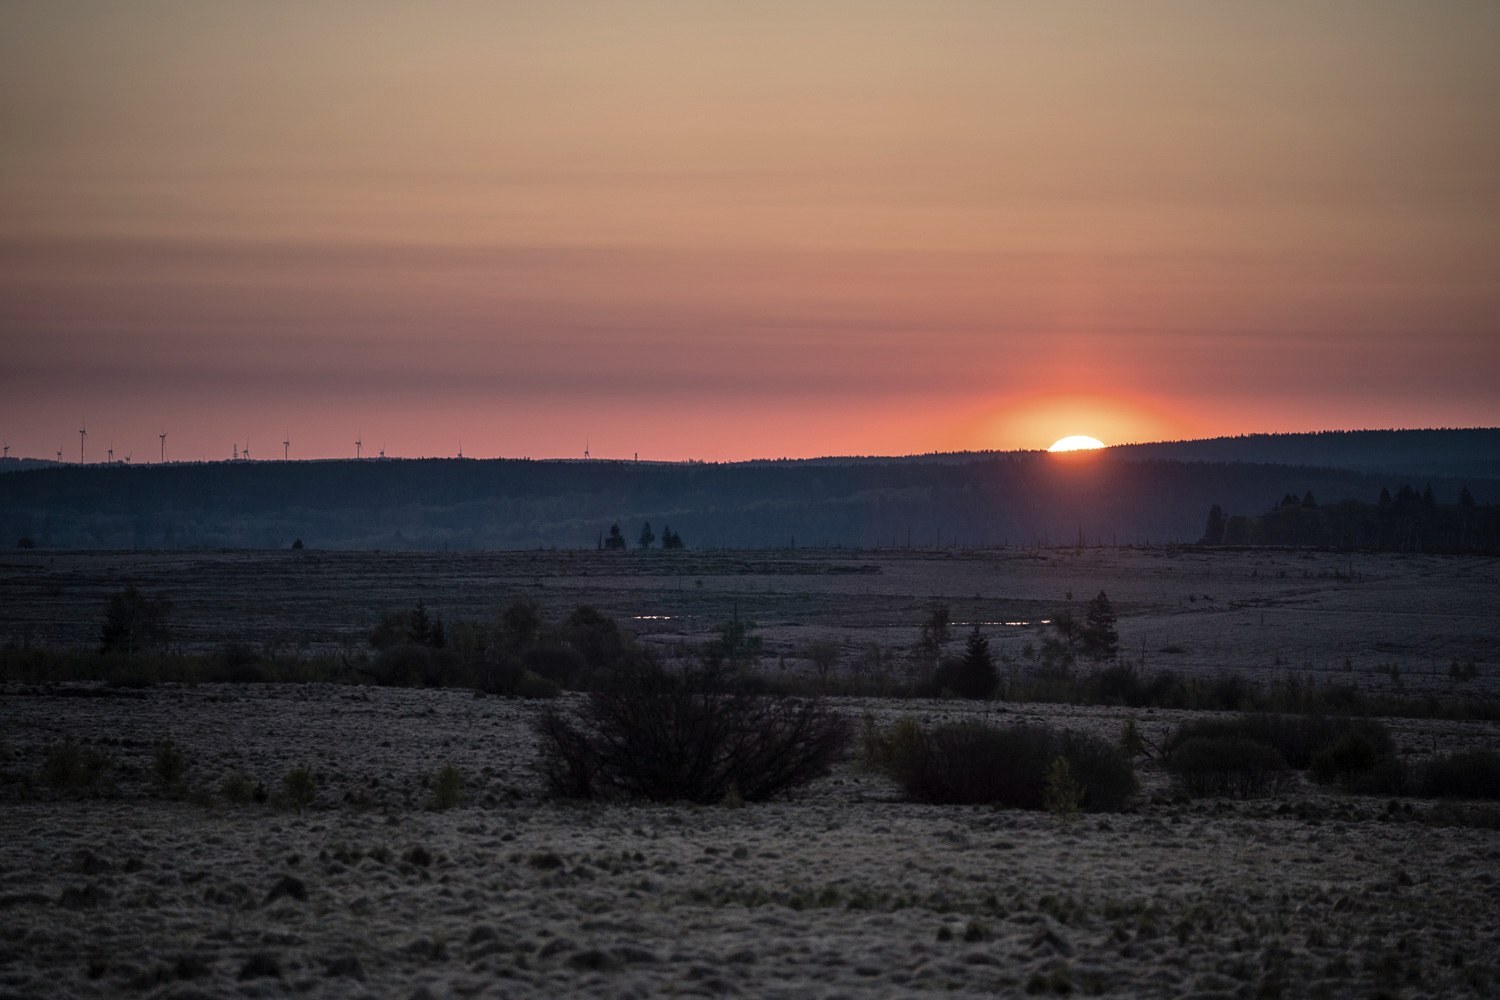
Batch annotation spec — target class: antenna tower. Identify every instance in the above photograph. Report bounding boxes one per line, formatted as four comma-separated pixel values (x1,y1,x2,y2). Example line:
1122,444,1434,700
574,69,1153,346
159,430,167,463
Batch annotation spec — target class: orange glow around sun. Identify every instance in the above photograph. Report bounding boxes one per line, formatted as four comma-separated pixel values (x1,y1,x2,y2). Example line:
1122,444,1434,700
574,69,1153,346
1047,435,1107,452
968,393,1190,453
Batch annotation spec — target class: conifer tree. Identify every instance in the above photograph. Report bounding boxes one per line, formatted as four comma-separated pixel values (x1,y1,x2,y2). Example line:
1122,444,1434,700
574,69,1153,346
1080,590,1119,662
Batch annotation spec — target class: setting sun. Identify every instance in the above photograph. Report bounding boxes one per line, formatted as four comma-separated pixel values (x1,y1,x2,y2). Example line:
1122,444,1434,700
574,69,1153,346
1047,435,1107,453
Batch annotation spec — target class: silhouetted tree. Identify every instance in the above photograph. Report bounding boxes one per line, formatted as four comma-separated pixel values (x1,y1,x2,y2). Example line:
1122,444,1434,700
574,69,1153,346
499,598,542,653
1080,591,1119,662
948,626,999,699
1040,610,1081,670
1200,504,1227,545
100,585,172,655
704,609,762,670
917,605,951,667
638,522,655,549
1224,514,1251,546
661,525,685,549
806,640,841,690
603,523,626,550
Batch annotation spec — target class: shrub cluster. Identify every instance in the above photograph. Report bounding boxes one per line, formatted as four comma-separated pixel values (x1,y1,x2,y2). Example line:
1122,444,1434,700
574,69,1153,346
869,719,1136,812
1166,737,1294,798
1163,713,1408,798
41,739,114,794
1419,749,1500,800
535,660,852,804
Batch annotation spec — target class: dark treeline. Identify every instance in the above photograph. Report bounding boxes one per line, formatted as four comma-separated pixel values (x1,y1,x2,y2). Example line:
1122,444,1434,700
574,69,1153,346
1113,428,1500,480
1200,484,1500,553
3,429,1496,550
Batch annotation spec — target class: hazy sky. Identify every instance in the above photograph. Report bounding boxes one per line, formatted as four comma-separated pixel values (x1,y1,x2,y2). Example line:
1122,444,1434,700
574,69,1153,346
3,1,1497,461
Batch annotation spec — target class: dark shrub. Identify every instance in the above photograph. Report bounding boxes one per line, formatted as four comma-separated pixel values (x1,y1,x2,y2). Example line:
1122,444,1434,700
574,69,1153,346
1140,670,1188,709
151,738,189,795
1058,730,1139,811
1420,750,1500,800
1310,731,1385,787
898,722,1135,811
41,740,113,793
99,586,172,655
859,715,926,780
534,659,851,803
1164,714,1393,770
902,723,1053,807
219,771,263,805
281,766,317,810
1165,737,1294,798
514,670,561,700
1203,674,1254,711
1089,664,1141,706
523,645,588,689
427,763,464,810
560,605,630,675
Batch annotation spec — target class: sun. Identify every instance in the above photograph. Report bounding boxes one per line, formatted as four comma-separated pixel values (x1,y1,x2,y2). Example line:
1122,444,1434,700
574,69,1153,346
1047,435,1107,453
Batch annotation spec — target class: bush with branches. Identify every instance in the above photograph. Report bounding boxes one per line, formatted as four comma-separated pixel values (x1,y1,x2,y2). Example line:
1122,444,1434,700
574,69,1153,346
1420,749,1500,800
534,659,852,803
1165,737,1295,798
890,721,1136,811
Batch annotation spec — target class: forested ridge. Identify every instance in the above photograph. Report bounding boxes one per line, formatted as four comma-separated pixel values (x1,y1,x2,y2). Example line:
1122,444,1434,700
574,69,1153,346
3,430,1496,551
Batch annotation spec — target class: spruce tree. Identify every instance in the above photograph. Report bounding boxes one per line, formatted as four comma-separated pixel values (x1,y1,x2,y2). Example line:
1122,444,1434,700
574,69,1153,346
1081,591,1119,662
954,626,999,699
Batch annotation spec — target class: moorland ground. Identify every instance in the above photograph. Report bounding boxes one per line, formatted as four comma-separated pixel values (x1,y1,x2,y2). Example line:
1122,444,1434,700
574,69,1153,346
2,686,1499,998
2,547,1498,997
2,547,1498,696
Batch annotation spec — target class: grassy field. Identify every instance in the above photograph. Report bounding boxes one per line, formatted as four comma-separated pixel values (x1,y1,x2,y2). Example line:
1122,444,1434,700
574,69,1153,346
2,685,1498,998
2,547,1496,698
4,547,1499,996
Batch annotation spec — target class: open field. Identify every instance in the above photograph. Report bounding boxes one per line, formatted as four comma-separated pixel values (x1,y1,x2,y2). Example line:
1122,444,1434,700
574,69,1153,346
2,684,1499,999
2,547,1497,698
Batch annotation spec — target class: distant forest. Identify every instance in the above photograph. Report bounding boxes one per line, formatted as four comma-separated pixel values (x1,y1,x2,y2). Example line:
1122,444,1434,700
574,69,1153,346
1201,484,1499,553
2,429,1496,551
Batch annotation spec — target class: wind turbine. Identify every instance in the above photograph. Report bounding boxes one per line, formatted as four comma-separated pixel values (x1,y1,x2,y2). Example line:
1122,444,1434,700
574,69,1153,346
2,442,8,459
159,430,167,463
56,448,63,463
355,434,362,460
107,442,114,464
457,435,463,460
283,433,290,462
584,438,590,460
379,442,386,459
243,439,251,461
79,422,87,464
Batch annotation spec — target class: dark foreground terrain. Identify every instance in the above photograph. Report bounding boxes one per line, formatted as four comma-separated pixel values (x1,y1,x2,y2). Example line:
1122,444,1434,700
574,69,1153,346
2,684,1499,999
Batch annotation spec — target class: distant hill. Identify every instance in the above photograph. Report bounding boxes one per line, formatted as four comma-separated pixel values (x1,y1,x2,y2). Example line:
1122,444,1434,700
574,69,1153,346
1109,429,1500,480
1,428,1495,550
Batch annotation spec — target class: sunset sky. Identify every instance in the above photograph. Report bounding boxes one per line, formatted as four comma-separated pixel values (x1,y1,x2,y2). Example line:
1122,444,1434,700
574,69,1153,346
3,1,1497,462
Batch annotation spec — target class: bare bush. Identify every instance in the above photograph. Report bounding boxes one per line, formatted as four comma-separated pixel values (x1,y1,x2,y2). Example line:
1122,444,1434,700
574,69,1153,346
894,722,1136,811
1421,750,1500,800
534,660,852,803
1166,737,1295,799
